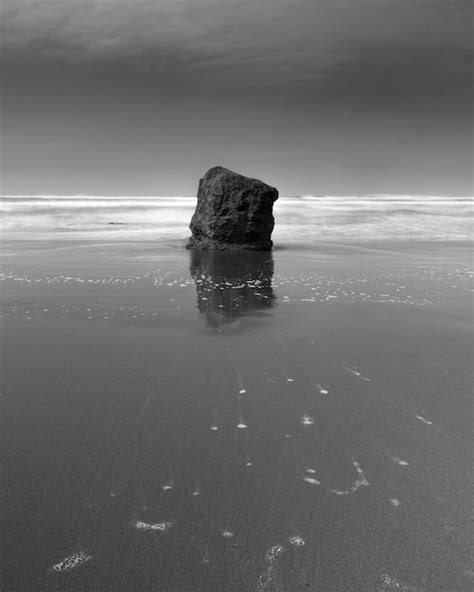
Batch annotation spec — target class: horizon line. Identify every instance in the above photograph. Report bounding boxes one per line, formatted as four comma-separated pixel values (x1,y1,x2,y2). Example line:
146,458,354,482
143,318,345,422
2,193,473,199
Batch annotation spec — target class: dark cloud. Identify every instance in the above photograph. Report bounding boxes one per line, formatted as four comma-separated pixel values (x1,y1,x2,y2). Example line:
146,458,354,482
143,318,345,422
2,1,470,75
1,0,472,194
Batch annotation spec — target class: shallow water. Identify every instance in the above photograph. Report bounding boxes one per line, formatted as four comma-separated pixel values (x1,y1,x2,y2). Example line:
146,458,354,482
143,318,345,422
0,235,472,591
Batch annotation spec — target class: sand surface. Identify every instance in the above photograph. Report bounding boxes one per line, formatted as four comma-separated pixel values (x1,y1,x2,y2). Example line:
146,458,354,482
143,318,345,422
0,239,473,591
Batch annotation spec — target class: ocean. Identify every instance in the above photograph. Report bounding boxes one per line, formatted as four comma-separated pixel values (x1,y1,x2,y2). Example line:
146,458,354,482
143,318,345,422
1,195,472,244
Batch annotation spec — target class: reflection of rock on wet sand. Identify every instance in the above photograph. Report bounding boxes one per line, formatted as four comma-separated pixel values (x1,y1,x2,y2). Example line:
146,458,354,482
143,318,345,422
190,250,276,331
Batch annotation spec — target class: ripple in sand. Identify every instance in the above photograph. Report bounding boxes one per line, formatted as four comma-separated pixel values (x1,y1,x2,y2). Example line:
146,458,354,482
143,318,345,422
51,551,92,573
262,371,277,384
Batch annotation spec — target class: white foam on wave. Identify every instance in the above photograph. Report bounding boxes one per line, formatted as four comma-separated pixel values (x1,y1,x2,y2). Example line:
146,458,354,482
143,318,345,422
3,194,472,242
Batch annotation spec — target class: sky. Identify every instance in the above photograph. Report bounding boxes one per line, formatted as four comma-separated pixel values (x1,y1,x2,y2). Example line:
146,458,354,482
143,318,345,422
1,0,472,196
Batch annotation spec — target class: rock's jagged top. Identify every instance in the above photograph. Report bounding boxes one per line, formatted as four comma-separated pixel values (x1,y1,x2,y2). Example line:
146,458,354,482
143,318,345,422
186,166,278,251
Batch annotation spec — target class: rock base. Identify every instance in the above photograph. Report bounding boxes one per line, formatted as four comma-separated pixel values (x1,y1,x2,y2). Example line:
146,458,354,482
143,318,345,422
187,166,278,251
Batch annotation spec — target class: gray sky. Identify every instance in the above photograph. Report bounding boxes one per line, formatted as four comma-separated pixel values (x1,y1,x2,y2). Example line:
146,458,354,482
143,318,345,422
1,0,472,195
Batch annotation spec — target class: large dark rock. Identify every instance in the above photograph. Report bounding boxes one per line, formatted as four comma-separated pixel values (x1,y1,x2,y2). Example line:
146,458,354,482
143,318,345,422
186,166,278,251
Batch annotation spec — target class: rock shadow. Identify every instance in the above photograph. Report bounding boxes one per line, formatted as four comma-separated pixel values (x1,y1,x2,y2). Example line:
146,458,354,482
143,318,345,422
189,250,277,332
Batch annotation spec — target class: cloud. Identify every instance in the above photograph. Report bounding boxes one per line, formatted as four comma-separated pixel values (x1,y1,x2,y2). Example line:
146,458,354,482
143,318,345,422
1,0,471,103
2,0,469,60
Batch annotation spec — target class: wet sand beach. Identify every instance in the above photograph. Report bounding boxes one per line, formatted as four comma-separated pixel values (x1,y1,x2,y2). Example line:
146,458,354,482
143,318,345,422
1,237,473,591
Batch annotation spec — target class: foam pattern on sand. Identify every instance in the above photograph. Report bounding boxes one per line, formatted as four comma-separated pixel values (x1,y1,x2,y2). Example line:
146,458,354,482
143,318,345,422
134,520,172,532
1,263,472,326
51,551,91,573
330,456,370,496
378,573,419,591
2,228,472,591
257,544,285,591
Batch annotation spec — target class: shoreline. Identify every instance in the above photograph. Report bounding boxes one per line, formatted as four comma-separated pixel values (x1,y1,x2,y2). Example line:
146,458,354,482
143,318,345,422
1,238,472,590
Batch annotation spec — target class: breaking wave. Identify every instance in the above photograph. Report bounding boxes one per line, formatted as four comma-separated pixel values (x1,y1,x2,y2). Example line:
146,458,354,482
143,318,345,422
1,194,472,243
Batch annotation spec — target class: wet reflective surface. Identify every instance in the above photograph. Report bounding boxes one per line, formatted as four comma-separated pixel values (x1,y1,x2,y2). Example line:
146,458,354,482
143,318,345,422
190,250,276,332
1,240,473,591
